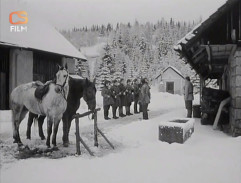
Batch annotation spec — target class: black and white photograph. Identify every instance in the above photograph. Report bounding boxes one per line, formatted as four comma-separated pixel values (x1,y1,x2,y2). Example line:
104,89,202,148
0,0,241,182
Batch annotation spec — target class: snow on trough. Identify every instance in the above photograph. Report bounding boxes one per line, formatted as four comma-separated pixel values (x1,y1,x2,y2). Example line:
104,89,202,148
0,90,241,183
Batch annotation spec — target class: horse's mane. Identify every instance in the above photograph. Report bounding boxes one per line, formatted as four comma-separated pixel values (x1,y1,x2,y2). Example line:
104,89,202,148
68,77,95,99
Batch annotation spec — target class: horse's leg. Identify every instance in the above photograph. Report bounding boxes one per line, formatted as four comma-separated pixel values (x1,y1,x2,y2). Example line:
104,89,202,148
52,118,61,147
12,106,20,143
62,113,69,147
26,112,37,140
38,115,46,140
62,112,73,147
13,106,28,145
46,117,53,148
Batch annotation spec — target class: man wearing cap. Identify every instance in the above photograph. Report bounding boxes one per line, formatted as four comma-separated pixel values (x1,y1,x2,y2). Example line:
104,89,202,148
139,78,151,120
101,80,114,120
132,79,140,113
111,80,120,119
125,79,133,115
118,79,126,117
184,76,194,118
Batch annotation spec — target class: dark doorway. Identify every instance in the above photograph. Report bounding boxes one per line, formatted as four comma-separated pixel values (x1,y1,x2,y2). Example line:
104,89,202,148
166,82,174,94
0,47,10,110
33,51,62,82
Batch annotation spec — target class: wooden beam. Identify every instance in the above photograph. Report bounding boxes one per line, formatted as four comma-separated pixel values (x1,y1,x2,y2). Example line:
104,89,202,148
205,45,212,71
192,47,206,59
193,52,207,64
227,10,229,41
239,0,241,39
228,44,237,62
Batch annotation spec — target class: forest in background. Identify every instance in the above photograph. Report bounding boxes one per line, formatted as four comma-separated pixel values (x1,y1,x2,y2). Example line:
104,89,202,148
60,18,201,88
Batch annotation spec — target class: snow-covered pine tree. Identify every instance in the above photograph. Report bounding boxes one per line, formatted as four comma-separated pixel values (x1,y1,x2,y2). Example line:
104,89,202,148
75,59,90,78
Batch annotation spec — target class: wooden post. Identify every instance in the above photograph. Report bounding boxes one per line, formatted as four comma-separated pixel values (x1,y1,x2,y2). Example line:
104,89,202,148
94,111,98,147
239,0,241,40
199,75,203,106
213,97,231,130
75,117,81,155
227,11,229,41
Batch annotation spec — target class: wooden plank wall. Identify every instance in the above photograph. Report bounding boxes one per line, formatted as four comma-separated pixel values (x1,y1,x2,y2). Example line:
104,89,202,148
33,52,62,82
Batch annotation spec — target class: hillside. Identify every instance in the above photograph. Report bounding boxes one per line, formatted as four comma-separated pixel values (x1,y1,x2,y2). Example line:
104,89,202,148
60,19,199,87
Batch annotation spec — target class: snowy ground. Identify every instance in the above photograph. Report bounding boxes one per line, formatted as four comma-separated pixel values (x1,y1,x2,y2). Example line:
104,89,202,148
0,89,241,183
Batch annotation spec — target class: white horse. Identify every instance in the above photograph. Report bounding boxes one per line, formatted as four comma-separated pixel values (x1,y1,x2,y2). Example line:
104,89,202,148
10,65,69,147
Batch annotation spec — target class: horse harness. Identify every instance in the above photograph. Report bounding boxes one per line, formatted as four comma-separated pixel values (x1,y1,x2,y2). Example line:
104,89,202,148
55,71,69,101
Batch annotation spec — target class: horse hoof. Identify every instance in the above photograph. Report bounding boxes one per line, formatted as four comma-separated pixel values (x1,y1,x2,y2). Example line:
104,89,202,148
17,143,24,148
27,137,31,140
13,140,18,143
63,143,69,147
52,146,59,151
41,136,46,140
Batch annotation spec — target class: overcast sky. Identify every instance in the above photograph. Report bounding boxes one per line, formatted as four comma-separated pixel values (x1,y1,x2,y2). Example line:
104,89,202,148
10,0,227,29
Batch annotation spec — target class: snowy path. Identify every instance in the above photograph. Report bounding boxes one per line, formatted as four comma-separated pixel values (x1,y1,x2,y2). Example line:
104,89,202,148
1,91,241,183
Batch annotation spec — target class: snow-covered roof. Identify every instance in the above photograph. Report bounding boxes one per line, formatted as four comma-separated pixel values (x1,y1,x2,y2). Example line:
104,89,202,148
156,66,184,79
174,0,238,52
0,3,86,60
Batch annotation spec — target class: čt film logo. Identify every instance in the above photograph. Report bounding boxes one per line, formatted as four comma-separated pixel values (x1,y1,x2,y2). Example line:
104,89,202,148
9,11,28,32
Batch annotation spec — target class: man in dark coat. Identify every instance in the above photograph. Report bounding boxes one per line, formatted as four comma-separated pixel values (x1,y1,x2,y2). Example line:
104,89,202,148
125,79,133,115
138,78,143,112
184,76,194,118
101,80,114,120
110,80,120,119
133,79,140,113
139,78,150,120
118,79,126,117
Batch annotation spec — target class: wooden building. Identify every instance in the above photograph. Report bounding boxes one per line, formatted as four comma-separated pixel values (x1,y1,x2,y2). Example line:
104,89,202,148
174,0,241,136
0,16,86,110
155,66,185,95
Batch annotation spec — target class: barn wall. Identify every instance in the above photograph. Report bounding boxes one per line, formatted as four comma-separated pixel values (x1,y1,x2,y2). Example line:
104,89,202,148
158,69,184,95
9,49,33,94
229,48,241,136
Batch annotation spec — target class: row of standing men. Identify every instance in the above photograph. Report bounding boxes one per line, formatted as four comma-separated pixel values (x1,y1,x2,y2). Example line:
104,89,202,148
101,78,151,120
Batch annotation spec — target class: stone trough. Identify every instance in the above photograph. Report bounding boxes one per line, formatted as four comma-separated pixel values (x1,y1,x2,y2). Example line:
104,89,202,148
159,118,194,144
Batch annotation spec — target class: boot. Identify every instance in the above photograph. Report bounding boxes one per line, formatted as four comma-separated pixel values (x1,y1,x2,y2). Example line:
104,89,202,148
112,106,118,119
119,107,126,117
134,102,138,113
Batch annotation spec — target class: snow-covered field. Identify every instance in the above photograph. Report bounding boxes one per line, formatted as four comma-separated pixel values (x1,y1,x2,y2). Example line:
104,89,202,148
0,89,241,183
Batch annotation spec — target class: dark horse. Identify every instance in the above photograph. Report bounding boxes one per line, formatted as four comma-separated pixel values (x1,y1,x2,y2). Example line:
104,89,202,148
26,76,96,147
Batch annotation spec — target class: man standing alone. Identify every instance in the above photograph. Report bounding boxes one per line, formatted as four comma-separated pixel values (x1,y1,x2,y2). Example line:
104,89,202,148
139,78,150,120
184,76,194,118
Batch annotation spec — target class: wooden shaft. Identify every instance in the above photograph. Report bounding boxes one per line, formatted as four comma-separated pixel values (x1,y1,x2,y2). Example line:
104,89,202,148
239,1,241,40
97,127,115,149
75,118,81,155
73,108,101,119
94,111,98,147
227,11,229,41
